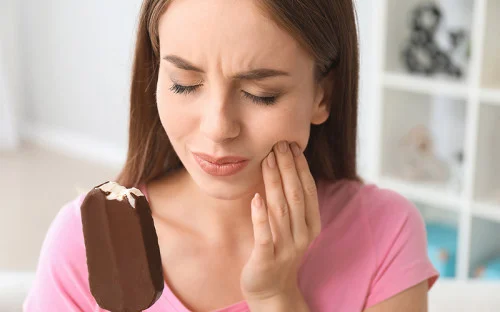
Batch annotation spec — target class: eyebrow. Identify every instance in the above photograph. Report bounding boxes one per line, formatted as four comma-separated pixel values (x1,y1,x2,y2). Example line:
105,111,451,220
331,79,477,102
162,55,290,81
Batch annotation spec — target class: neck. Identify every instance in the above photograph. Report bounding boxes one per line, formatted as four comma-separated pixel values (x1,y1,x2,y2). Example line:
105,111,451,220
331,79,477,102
167,168,267,249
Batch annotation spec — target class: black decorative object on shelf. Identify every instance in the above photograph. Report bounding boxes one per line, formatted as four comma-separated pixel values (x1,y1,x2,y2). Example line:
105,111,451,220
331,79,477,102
402,2,469,79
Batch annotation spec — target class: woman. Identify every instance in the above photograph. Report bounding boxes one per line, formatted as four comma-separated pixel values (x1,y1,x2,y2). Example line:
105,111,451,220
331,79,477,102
24,0,439,311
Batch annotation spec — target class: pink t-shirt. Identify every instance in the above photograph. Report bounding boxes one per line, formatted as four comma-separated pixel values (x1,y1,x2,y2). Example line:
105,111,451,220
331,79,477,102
23,179,439,311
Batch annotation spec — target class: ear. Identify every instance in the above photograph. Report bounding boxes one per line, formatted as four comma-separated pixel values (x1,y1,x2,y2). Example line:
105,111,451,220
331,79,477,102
311,69,335,125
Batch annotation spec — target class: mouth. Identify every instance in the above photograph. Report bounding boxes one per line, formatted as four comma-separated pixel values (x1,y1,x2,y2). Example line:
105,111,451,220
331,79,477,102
191,152,249,165
191,152,250,177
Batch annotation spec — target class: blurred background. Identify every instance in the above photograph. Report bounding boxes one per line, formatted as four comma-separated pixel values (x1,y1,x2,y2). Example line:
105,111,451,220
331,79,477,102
1,0,499,311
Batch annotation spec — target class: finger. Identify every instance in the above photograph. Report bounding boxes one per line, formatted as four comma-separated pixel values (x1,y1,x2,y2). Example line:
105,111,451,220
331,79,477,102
262,149,293,253
290,142,322,241
250,193,275,262
273,141,308,248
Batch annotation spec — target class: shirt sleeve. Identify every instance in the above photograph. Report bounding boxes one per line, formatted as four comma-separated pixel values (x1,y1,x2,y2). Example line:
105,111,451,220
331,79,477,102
23,194,98,312
363,188,439,309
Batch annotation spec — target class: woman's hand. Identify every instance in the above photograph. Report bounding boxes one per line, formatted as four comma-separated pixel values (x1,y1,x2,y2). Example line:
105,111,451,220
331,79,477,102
240,140,322,303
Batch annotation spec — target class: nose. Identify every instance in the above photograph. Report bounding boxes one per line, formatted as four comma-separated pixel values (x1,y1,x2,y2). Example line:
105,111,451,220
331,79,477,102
199,97,240,143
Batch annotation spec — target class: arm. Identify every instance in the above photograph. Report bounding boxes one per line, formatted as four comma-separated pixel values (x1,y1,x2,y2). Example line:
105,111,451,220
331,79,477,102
363,280,428,312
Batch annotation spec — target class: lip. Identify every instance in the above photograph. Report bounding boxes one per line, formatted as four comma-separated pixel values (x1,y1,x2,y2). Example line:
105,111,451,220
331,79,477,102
192,152,248,164
192,152,249,177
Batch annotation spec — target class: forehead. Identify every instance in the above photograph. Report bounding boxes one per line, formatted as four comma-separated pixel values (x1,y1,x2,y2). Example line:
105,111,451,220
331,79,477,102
157,0,313,74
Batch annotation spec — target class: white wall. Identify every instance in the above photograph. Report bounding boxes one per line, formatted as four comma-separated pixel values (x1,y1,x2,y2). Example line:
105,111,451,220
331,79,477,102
19,0,143,166
0,0,21,150
356,0,376,180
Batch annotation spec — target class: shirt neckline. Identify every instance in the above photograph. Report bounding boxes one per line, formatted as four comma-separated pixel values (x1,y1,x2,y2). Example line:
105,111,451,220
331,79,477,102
159,279,249,312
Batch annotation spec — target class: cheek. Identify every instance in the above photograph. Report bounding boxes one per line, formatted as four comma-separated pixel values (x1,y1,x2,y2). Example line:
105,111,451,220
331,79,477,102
287,112,312,149
256,104,312,151
287,97,315,149
156,86,192,140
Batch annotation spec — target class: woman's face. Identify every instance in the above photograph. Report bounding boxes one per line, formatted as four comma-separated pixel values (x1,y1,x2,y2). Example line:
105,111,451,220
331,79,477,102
156,0,330,199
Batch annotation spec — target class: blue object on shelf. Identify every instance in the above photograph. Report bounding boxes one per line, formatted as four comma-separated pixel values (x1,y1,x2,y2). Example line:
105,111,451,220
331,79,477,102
426,222,458,278
475,257,500,280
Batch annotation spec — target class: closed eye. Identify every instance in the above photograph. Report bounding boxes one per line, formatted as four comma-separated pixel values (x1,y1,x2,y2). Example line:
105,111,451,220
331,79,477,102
168,83,278,106
169,83,198,95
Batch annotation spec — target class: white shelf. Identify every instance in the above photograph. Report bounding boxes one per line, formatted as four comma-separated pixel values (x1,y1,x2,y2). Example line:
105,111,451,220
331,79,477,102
481,0,500,89
372,0,500,283
480,89,500,105
428,279,500,311
473,201,500,224
473,103,500,202
379,176,463,212
383,72,468,99
469,217,500,278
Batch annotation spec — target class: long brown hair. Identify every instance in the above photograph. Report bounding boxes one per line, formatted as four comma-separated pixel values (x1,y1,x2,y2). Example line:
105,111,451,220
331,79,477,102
116,0,362,188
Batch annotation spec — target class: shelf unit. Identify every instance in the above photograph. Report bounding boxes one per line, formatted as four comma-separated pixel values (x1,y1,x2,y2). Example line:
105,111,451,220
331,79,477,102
370,0,500,284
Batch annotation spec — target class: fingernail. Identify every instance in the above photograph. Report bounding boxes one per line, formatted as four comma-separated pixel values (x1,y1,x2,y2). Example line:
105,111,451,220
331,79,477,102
267,151,276,168
290,142,301,157
278,141,288,153
253,193,263,209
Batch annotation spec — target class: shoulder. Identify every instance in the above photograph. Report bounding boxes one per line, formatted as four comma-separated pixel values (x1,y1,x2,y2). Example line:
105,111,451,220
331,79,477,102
32,191,89,273
313,179,438,308
23,192,93,310
316,178,428,268
317,178,422,233
358,182,424,242
42,193,88,254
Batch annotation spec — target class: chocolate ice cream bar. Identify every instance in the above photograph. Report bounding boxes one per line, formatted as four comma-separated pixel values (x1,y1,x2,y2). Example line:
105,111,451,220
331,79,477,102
81,181,164,312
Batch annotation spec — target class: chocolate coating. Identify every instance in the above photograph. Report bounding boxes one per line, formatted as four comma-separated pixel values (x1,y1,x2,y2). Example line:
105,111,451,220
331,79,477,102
81,183,164,312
